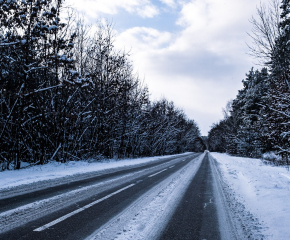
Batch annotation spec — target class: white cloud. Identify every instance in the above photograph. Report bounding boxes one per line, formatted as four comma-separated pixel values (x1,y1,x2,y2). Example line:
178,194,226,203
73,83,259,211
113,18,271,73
66,0,159,20
137,4,159,18
116,27,172,51
115,0,261,135
174,0,257,54
160,0,176,8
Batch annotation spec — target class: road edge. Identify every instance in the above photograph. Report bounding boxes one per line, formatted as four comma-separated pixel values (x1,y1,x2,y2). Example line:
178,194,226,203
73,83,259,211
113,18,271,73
209,152,265,240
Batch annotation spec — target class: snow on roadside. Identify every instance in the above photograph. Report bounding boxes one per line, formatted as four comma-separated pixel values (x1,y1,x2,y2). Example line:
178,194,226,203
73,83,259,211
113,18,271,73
211,152,290,240
0,153,191,191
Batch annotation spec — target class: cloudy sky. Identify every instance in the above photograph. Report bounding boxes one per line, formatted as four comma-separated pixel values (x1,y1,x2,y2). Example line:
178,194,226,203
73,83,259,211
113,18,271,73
66,0,264,135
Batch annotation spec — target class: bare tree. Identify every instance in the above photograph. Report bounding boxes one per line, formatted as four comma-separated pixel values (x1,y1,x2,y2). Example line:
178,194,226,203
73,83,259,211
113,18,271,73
247,0,281,65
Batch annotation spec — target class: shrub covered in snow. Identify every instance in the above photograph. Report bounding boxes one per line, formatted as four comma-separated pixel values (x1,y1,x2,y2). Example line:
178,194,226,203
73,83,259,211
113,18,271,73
262,152,284,165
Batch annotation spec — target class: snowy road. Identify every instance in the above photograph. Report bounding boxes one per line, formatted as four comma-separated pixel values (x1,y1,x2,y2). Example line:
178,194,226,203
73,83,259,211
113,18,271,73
0,153,256,240
160,154,220,239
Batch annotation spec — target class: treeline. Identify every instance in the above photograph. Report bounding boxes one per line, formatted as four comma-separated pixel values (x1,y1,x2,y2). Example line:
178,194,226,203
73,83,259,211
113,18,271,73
0,0,205,170
208,0,290,164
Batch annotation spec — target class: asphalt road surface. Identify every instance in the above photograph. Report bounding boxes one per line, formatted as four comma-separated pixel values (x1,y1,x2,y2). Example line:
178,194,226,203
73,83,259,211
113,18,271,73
0,153,198,213
0,152,242,240
159,154,220,240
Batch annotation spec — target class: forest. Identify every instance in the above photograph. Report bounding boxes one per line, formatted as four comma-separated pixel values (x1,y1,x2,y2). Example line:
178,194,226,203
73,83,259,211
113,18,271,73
0,0,205,170
208,0,290,164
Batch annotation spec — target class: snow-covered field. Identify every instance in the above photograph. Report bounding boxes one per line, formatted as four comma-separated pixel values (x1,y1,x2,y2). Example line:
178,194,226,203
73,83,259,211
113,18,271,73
0,153,190,191
211,152,290,240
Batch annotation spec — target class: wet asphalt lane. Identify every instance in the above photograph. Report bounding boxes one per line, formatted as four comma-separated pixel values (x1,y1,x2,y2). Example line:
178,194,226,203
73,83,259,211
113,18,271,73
159,153,220,240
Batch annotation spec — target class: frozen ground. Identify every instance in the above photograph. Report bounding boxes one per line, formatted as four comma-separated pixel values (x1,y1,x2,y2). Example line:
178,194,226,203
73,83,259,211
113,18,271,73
0,153,190,191
211,152,290,240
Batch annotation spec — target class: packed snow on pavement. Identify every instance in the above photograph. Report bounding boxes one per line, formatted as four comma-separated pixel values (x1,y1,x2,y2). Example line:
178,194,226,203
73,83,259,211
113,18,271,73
211,152,290,240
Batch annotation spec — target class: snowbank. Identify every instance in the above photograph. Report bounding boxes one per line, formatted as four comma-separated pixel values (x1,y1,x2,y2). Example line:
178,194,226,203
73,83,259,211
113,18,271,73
211,152,290,240
0,153,190,190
